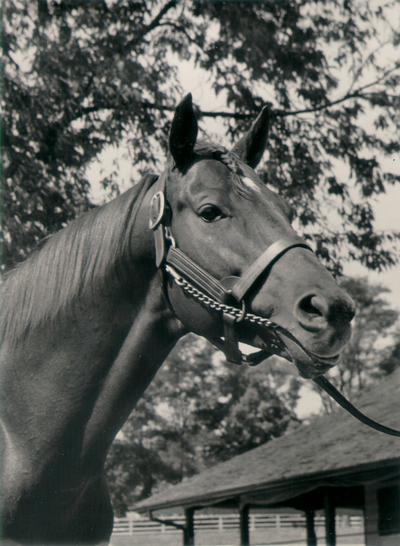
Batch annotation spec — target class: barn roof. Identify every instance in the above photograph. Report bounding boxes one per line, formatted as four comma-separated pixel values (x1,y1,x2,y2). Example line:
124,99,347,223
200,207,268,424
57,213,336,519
135,370,400,512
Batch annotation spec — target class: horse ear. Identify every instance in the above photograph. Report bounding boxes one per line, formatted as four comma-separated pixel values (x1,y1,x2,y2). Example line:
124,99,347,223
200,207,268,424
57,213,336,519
231,106,270,169
169,93,198,169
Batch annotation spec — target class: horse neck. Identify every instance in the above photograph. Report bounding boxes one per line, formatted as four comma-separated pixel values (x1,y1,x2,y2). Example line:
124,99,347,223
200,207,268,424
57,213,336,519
80,186,186,465
80,276,184,468
1,178,185,473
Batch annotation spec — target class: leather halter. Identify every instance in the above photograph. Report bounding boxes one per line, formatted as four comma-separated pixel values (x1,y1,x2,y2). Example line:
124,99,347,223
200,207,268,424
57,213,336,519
149,170,400,438
149,170,311,364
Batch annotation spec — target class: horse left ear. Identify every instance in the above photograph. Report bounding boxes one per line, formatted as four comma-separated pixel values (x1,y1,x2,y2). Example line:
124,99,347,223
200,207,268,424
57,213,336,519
231,106,270,169
169,93,198,169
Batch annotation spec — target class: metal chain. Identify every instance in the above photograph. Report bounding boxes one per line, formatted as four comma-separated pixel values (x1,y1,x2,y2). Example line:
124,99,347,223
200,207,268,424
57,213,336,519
165,265,276,328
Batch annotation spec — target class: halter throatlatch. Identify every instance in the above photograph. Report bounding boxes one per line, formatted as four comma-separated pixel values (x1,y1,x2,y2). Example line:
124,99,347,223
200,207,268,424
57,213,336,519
149,172,400,438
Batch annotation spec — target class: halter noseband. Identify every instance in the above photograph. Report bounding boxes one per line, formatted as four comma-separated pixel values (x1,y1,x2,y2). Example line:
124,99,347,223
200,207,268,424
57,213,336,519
148,166,400,438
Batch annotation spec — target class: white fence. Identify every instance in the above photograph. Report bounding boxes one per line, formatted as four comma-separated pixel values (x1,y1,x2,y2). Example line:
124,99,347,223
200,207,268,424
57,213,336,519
113,513,363,535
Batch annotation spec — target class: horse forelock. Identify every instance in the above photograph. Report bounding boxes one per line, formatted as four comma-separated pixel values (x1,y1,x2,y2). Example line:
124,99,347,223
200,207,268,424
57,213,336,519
179,141,256,200
0,174,158,346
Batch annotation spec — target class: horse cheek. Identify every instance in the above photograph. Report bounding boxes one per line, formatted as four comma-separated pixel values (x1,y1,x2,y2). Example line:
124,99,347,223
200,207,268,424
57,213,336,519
167,282,223,339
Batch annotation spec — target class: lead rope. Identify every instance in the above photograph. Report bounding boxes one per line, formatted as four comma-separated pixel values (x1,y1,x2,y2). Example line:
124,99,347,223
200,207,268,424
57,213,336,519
166,264,400,438
313,376,400,437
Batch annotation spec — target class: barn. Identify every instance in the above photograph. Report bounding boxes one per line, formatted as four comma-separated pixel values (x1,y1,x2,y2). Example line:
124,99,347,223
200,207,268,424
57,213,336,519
134,370,400,546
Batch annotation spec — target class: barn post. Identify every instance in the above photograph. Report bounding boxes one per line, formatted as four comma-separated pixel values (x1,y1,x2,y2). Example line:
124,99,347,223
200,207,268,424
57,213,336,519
324,491,336,546
183,507,195,546
305,509,318,546
239,504,250,546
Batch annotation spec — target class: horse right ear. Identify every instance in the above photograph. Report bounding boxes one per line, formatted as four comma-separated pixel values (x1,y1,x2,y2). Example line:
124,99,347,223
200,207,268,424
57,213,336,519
231,106,270,169
169,94,198,170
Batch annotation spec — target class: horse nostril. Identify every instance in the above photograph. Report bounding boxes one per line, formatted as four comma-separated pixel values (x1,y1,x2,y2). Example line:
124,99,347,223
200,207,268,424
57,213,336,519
295,294,329,331
298,294,327,319
295,292,356,331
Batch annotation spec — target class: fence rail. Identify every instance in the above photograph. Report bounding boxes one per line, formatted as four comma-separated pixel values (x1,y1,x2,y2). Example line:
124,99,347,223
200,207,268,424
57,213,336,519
113,514,363,535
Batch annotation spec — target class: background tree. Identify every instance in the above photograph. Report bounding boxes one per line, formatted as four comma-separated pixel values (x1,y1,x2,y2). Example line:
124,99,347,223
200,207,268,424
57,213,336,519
3,0,400,272
379,337,400,376
106,335,301,514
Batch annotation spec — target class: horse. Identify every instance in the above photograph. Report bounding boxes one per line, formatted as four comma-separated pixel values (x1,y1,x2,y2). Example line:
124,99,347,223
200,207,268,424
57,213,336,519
0,94,355,544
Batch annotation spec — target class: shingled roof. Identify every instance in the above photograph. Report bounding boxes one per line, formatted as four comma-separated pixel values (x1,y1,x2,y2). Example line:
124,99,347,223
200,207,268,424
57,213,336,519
135,370,400,512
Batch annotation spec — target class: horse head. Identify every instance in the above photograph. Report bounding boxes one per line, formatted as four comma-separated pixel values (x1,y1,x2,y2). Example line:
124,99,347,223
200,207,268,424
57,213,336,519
151,94,355,378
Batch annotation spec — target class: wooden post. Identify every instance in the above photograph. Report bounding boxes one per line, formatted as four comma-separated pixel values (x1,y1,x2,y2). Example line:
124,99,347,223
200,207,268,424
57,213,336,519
364,484,381,546
305,509,317,546
324,492,336,546
239,504,250,546
183,507,195,546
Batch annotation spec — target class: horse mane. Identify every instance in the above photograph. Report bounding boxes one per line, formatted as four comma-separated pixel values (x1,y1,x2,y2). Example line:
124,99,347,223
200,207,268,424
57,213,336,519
0,174,158,346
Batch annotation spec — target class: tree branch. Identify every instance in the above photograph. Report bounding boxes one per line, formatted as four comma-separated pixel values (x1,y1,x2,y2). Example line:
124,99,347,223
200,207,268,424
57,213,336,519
156,21,198,46
124,0,178,50
273,91,369,118
347,40,392,94
176,69,399,120
65,65,400,128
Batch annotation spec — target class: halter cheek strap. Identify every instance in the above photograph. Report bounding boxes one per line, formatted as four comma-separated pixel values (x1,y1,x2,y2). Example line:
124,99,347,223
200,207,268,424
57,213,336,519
231,238,312,302
149,185,169,268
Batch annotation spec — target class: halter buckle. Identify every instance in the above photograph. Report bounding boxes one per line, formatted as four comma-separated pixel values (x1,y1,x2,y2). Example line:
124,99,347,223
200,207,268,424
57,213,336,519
149,191,166,230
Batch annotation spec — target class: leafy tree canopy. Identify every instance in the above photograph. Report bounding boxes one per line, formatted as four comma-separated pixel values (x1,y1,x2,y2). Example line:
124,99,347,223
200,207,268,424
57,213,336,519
3,0,400,272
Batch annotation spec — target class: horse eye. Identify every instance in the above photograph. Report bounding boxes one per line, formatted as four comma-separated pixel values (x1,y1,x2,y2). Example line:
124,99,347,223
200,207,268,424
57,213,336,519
199,205,224,223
